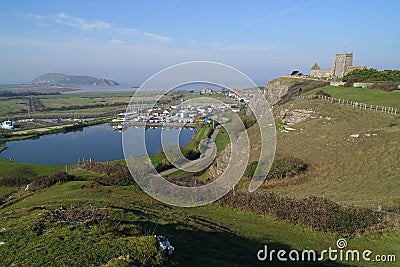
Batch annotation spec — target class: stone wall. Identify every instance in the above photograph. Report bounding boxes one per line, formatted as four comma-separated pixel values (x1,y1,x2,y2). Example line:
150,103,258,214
330,81,346,86
310,69,332,78
353,82,374,88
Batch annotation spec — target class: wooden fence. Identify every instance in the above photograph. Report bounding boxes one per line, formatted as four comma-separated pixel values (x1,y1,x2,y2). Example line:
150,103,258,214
293,94,398,115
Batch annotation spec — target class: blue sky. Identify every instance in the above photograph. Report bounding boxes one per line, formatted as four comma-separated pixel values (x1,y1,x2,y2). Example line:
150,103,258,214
1,0,399,85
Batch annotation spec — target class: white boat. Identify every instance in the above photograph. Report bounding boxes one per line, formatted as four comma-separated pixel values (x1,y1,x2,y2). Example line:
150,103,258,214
112,113,131,123
112,117,128,123
112,124,127,131
1,120,15,130
18,118,35,123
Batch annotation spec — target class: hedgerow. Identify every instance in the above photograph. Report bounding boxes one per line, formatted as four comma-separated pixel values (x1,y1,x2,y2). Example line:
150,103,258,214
218,192,382,236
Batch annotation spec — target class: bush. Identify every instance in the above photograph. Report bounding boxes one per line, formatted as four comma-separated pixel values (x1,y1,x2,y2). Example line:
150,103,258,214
245,156,307,180
370,81,400,92
315,90,331,97
342,68,400,83
0,166,36,187
29,171,76,191
155,161,173,172
181,147,201,160
82,162,136,186
241,116,257,129
218,192,382,236
267,156,307,180
97,175,136,186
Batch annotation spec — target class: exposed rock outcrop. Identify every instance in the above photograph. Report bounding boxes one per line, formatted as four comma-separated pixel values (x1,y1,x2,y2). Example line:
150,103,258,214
265,77,329,106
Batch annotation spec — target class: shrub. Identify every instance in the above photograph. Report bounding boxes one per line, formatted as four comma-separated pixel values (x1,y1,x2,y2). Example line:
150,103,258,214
97,175,135,186
241,116,257,129
181,147,201,160
315,90,331,97
267,156,307,180
342,68,400,83
245,156,307,180
29,171,76,191
81,162,137,186
155,161,173,172
0,166,36,187
218,192,382,236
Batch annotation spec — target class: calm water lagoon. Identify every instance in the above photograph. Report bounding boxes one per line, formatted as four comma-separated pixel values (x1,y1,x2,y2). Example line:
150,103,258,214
0,124,195,165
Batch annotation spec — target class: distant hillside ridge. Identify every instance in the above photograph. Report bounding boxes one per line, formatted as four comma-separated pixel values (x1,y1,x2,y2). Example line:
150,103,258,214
31,73,119,86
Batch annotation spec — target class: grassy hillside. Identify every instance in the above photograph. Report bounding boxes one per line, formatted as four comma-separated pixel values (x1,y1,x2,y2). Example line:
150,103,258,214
263,98,400,208
0,178,398,266
306,85,400,109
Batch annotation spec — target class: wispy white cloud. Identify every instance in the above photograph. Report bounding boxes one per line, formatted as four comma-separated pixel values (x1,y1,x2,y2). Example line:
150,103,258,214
31,13,171,44
144,32,171,42
110,39,125,45
238,0,315,30
117,27,138,35
56,12,112,31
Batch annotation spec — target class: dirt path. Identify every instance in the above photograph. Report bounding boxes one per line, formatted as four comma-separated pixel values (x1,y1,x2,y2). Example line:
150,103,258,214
159,125,221,176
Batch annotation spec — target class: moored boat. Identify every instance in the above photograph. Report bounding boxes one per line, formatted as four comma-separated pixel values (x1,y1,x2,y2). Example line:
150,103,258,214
0,120,15,130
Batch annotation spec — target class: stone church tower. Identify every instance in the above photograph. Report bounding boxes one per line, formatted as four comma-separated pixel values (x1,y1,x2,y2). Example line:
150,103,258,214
310,52,365,79
333,53,353,78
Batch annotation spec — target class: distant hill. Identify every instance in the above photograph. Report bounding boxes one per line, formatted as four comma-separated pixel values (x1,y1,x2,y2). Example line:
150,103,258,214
31,73,119,86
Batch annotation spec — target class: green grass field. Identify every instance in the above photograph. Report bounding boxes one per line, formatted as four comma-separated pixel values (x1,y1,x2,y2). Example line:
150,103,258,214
0,158,62,177
0,91,160,119
37,92,136,99
39,96,130,109
307,85,400,109
264,98,400,208
1,179,398,266
0,98,27,116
